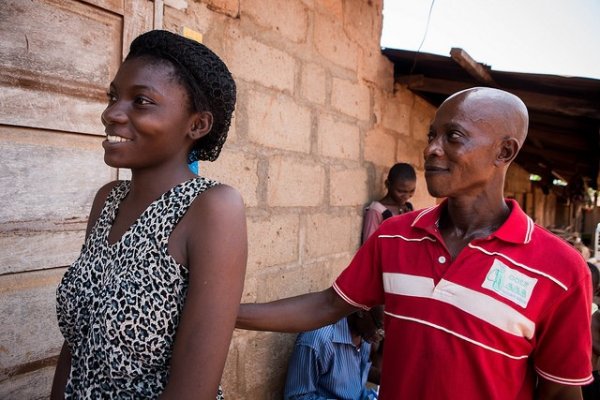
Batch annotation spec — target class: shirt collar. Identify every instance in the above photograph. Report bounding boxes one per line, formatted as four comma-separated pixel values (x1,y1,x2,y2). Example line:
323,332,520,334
331,318,354,345
411,198,534,245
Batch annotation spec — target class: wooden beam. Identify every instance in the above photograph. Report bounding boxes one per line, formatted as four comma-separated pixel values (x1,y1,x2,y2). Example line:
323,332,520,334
398,74,472,94
399,75,600,119
450,48,498,87
520,144,595,172
527,128,591,150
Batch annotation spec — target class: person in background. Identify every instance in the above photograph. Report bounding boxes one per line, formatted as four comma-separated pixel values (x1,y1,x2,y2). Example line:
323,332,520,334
236,87,593,400
362,163,416,243
583,261,600,400
284,306,385,400
51,30,247,400
360,163,417,393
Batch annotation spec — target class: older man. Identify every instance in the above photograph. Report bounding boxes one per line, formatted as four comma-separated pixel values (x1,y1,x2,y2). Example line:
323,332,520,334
237,87,593,400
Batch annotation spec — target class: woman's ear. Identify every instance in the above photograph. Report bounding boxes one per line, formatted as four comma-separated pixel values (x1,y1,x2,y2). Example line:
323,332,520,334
189,111,213,140
496,137,520,166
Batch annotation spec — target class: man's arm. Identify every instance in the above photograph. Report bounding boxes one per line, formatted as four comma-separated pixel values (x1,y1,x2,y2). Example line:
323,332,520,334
535,378,582,400
367,340,383,385
237,287,357,332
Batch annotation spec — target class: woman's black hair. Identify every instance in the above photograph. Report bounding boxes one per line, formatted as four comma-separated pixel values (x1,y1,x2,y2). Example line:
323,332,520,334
126,30,236,162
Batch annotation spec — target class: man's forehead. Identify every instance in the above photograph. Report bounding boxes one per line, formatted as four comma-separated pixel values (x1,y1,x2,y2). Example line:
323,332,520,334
430,110,471,130
431,94,497,129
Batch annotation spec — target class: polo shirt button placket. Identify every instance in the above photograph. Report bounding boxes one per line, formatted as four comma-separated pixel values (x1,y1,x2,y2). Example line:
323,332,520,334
438,256,447,264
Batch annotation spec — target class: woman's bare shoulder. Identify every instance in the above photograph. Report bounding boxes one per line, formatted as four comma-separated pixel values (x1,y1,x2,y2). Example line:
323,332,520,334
85,180,122,237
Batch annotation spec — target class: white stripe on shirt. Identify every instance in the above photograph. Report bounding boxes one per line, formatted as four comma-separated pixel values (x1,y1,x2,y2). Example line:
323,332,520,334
383,273,535,339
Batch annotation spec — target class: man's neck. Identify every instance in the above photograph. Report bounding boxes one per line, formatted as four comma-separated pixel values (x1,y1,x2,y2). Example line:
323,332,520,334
439,196,510,259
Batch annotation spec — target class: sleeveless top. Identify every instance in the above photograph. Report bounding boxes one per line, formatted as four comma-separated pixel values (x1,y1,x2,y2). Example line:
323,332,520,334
56,177,224,399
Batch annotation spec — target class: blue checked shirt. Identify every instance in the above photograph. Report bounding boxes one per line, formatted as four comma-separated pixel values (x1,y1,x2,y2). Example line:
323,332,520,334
284,318,372,400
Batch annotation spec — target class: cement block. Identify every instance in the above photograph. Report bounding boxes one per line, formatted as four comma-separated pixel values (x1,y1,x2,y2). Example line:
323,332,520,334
226,28,296,92
301,62,327,105
199,150,260,207
358,46,394,88
396,136,427,170
329,167,369,207
364,127,397,168
315,0,343,19
256,261,333,302
410,101,436,141
313,14,358,71
342,0,382,48
317,115,360,160
246,213,300,273
224,110,239,144
303,212,361,258
267,157,325,207
382,100,411,134
247,91,312,153
411,169,437,210
241,0,308,43
328,254,355,280
331,78,370,121
237,331,294,394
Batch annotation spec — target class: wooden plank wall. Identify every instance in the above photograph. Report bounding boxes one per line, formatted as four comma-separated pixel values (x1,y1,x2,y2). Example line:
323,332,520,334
0,0,152,396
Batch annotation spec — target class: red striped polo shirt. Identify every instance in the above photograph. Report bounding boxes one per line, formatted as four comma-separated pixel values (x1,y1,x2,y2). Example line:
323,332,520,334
333,199,593,400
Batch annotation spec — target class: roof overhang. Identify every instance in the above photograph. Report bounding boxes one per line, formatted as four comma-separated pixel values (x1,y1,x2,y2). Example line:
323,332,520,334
382,47,600,191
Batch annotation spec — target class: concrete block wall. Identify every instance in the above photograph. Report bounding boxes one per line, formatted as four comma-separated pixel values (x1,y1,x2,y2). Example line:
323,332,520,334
0,0,437,398
171,0,436,397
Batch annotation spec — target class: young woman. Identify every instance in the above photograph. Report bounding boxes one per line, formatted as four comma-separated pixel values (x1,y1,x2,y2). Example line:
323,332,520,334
361,163,416,243
51,30,247,399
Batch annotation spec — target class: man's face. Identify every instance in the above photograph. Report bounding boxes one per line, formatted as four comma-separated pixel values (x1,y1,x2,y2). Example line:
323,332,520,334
423,94,501,199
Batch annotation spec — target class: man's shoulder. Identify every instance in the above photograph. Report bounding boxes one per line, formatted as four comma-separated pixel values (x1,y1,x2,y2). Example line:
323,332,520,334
295,322,338,347
529,224,587,264
505,223,590,288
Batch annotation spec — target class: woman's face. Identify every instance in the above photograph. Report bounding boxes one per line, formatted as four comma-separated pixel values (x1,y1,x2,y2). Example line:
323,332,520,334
101,57,197,170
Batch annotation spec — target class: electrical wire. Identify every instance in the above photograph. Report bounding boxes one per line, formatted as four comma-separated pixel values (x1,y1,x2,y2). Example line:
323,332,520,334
409,0,437,76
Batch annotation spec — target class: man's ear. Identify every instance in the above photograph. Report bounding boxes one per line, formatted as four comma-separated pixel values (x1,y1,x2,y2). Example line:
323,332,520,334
189,111,213,140
496,137,520,166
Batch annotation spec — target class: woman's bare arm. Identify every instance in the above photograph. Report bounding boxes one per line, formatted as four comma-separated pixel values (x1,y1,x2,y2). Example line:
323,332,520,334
50,341,71,400
160,184,247,400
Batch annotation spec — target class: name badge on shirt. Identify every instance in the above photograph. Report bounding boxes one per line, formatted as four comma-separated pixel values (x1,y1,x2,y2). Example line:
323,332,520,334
482,259,538,308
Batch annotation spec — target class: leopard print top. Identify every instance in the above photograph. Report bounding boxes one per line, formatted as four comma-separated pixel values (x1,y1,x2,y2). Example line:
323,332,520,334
56,177,224,399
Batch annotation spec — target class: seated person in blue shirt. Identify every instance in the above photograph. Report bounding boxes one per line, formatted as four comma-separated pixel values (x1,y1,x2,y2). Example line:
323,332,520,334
284,306,384,400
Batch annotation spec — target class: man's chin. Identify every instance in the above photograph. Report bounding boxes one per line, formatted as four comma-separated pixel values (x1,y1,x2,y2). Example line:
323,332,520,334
425,186,447,199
